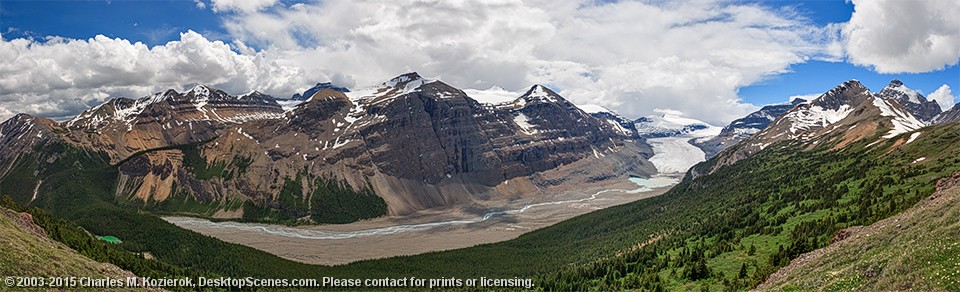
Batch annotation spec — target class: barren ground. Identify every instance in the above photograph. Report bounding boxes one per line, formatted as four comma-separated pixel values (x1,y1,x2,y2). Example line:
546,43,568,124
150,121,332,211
165,177,677,265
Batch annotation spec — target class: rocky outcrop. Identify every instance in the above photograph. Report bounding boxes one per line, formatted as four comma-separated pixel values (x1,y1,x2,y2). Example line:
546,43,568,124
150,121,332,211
932,104,960,125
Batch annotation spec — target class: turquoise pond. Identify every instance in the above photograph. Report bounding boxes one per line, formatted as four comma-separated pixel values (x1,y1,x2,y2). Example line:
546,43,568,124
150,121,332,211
629,176,678,190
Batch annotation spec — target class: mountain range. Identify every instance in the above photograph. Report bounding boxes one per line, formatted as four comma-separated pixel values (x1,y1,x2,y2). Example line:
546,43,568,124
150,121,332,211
4,75,955,222
0,72,655,224
1,74,959,290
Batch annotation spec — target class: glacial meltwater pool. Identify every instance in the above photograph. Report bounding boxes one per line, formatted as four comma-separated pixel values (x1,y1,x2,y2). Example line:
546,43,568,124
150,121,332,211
629,175,680,191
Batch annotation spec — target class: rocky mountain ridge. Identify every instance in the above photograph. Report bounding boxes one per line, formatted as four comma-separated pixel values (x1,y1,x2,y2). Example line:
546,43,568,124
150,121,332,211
0,72,656,223
698,79,927,177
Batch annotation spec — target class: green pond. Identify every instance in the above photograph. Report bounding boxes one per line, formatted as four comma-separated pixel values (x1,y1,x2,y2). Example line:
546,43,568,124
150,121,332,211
96,236,122,244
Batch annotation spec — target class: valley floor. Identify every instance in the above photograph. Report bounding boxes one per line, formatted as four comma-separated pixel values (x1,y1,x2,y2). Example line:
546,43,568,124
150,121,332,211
165,176,677,265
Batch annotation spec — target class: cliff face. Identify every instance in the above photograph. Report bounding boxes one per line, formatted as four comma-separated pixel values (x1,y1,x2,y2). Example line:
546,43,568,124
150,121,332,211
154,74,655,217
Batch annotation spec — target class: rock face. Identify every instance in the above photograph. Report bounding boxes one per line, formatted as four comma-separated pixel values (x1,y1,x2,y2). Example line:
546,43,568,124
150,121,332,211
0,114,63,177
693,99,803,158
876,80,942,123
62,85,285,163
1,73,657,222
933,104,960,125
181,73,656,216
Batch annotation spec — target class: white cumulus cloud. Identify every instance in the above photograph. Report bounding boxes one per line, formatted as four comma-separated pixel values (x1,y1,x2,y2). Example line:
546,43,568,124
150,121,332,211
843,0,960,73
929,84,958,111
5,0,956,126
219,0,843,124
0,31,309,121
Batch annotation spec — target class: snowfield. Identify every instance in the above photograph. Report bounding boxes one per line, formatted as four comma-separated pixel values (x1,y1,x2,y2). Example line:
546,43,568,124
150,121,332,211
647,124,721,173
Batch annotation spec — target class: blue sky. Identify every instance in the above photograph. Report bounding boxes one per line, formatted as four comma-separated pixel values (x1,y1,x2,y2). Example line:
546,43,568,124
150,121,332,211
0,0,958,123
742,61,960,105
1,0,226,45
734,0,959,105
3,0,954,106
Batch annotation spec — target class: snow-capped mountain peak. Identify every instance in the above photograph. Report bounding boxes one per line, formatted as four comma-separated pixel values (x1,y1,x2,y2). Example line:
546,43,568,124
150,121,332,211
187,84,211,98
345,72,437,102
521,84,562,103
882,80,922,103
877,79,942,123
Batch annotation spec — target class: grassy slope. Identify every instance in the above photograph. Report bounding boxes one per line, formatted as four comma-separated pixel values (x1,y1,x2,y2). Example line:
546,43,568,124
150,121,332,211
528,123,960,290
758,177,960,291
0,208,131,279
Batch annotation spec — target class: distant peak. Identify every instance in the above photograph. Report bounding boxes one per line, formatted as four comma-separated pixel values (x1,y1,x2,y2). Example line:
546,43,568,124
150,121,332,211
291,82,349,100
507,84,567,106
242,90,269,99
841,79,864,87
879,79,927,105
311,82,350,92
827,79,868,93
526,84,554,97
390,72,423,84
188,84,212,94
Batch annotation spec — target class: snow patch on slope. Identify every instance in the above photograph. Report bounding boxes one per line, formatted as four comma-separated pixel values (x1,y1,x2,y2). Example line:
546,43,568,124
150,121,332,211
463,86,519,105
780,104,853,138
513,113,538,135
872,97,926,138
